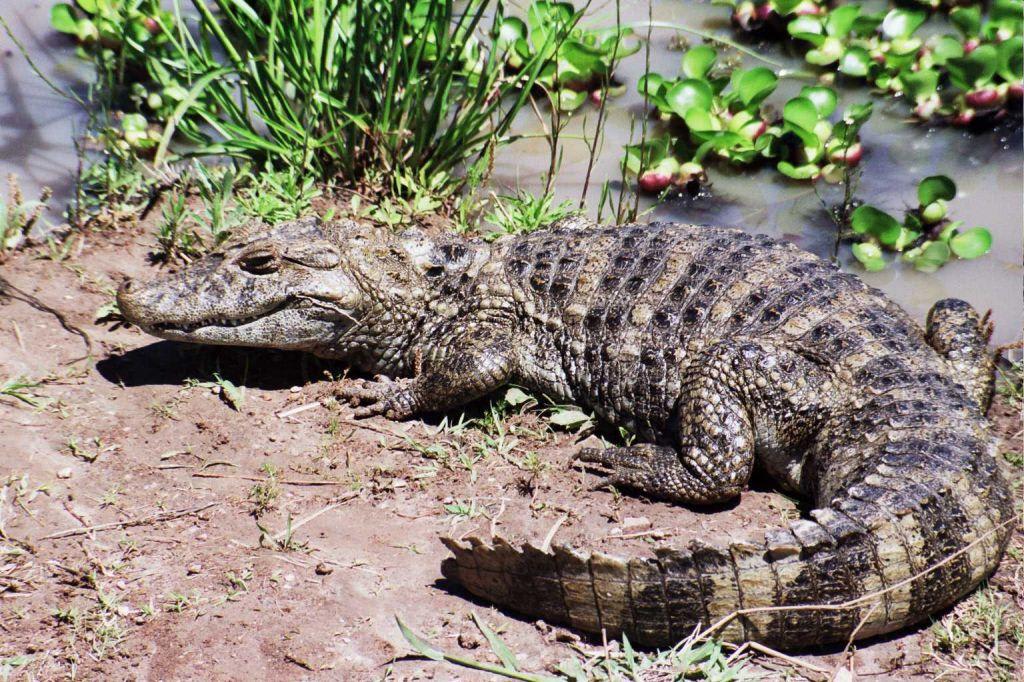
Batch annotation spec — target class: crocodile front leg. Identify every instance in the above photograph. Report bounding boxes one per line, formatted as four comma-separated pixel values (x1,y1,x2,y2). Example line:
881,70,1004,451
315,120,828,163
339,320,515,419
578,339,839,504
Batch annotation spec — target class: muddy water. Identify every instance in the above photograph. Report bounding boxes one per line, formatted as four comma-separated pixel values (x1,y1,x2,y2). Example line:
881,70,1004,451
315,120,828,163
0,2,91,223
1,1,1021,342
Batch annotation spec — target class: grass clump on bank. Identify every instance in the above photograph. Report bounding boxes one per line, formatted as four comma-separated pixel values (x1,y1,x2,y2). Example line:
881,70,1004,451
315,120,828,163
64,0,580,205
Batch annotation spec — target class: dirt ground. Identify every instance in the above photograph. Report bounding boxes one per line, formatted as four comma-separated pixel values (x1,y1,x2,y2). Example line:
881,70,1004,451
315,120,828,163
0,220,1021,681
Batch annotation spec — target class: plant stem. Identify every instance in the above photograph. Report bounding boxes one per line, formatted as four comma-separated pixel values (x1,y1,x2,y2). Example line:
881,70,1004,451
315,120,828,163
623,20,788,69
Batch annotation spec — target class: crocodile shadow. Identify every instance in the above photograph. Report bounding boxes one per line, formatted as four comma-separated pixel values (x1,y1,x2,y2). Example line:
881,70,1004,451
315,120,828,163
95,340,344,391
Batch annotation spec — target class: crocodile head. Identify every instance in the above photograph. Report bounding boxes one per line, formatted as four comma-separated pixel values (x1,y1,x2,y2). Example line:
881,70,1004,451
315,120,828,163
117,217,482,357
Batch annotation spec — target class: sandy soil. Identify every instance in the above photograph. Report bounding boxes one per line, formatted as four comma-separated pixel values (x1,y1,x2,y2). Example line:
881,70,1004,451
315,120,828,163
0,221,1020,681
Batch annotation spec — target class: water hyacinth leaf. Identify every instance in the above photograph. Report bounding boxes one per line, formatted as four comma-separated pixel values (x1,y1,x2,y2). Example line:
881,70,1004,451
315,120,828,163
694,132,751,161
783,97,819,132
50,3,79,34
77,0,98,12
843,101,873,126
892,228,920,252
666,79,714,118
789,15,825,43
839,47,872,77
852,242,886,271
528,1,576,48
881,9,927,40
777,161,819,180
683,107,718,133
826,5,861,37
949,227,993,259
911,240,951,273
807,37,843,65
918,175,956,206
950,6,982,37
556,88,587,111
998,37,1024,80
682,45,717,79
852,12,885,36
946,45,999,90
851,205,902,245
931,36,964,66
799,86,837,118
496,17,527,52
901,69,939,99
736,67,777,107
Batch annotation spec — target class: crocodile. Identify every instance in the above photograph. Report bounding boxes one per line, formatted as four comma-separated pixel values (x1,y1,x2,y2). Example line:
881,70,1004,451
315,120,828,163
117,216,1015,649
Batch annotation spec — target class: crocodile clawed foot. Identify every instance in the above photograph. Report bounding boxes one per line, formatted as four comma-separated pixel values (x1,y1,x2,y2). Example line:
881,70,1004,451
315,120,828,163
337,377,416,420
575,446,643,491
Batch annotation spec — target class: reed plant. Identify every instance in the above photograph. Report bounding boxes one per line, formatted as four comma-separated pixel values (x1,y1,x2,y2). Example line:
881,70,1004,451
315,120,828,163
143,0,577,199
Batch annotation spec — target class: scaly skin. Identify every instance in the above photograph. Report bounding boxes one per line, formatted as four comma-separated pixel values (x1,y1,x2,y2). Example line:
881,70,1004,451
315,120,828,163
118,217,1015,649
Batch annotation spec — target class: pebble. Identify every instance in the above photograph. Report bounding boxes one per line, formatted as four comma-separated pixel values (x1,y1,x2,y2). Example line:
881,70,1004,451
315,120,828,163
186,563,202,575
315,562,334,576
290,386,302,393
622,516,652,532
56,467,72,479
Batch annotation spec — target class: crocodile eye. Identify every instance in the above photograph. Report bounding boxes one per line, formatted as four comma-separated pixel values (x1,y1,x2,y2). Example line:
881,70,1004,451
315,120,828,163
239,249,280,275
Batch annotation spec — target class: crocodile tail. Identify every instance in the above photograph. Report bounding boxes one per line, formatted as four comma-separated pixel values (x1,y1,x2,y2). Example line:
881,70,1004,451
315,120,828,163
441,432,1014,649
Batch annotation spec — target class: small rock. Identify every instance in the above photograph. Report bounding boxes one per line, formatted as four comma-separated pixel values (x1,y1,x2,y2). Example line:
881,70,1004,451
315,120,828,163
56,468,72,479
622,516,652,532
290,386,302,393
314,562,333,576
457,632,481,650
186,563,202,575
391,478,408,489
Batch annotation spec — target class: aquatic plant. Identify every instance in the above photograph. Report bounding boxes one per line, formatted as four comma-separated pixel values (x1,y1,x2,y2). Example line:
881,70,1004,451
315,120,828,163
50,0,580,203
847,175,992,271
719,0,1024,127
495,1,640,111
622,45,869,193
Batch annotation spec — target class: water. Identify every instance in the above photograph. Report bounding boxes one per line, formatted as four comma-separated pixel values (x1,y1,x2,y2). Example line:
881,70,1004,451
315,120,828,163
0,1,91,223
1,0,1020,343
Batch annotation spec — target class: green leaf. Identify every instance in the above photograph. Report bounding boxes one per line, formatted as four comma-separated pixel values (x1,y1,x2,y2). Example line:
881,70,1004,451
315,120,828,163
776,161,819,180
471,612,519,671
788,15,825,41
799,86,837,118
735,67,777,107
950,6,982,37
851,205,902,245
949,227,992,259
666,79,714,119
682,45,717,79
783,96,819,132
396,616,444,661
548,408,592,428
838,47,872,78
50,4,79,34
826,5,861,37
77,0,98,13
931,36,964,66
917,175,956,205
998,37,1024,81
901,69,939,99
683,107,718,133
121,113,148,133
842,101,873,126
556,88,587,112
881,9,927,40
911,240,951,272
504,387,533,406
852,242,886,271
946,45,999,90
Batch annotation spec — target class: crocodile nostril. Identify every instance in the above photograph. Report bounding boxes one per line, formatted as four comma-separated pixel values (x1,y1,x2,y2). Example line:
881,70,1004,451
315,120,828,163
119,279,133,295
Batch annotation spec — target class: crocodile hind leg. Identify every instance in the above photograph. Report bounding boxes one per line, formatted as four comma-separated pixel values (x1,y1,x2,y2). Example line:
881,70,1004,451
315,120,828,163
577,340,837,505
925,298,996,410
